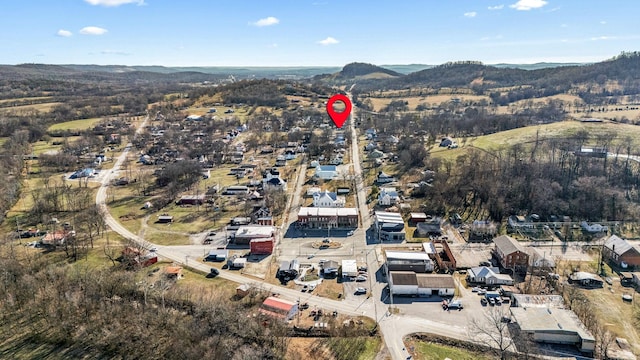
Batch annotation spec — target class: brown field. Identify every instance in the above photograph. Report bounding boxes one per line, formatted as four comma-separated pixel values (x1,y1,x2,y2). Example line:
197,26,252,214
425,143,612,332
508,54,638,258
0,102,62,113
367,94,489,111
0,96,53,105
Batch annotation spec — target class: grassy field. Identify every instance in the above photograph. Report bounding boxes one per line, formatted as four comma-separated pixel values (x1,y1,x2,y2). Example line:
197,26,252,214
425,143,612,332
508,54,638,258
48,118,103,132
367,94,490,111
0,102,62,113
29,136,82,155
407,340,495,360
430,120,640,162
0,96,53,105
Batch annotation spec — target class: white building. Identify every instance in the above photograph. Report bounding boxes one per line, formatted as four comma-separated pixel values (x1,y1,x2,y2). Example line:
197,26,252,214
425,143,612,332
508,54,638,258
389,271,456,297
233,225,275,245
467,266,513,285
374,211,405,241
385,250,434,273
342,259,358,278
510,307,595,353
378,187,399,206
312,190,345,208
315,165,338,180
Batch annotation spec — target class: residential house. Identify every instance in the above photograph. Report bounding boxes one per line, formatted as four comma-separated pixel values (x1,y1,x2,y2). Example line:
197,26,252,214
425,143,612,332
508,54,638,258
603,235,640,269
468,220,497,243
569,271,604,288
376,171,395,184
315,165,338,180
439,137,454,147
176,195,205,205
493,235,529,272
312,190,345,208
368,149,385,159
580,221,608,234
526,247,556,270
40,230,71,246
415,216,443,236
224,185,249,195
467,266,514,285
378,187,399,206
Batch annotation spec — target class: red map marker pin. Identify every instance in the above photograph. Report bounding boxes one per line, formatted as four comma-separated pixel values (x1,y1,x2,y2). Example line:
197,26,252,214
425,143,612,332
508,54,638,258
326,94,352,129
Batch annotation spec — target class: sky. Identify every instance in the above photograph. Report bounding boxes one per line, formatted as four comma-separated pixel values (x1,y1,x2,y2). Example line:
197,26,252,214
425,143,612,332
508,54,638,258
2,0,640,67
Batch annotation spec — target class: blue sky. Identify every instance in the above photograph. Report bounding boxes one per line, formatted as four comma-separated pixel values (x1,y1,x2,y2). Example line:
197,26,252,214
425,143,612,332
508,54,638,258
2,0,639,66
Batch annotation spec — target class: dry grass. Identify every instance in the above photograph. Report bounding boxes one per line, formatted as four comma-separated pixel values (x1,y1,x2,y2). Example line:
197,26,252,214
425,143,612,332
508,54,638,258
581,281,640,355
367,95,489,112
0,102,62,113
48,118,103,132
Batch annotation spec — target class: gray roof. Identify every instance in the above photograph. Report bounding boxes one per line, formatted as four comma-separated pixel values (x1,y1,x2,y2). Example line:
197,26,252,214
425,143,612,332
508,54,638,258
390,271,418,286
605,235,638,256
469,266,501,278
493,235,526,255
416,274,455,289
511,307,594,342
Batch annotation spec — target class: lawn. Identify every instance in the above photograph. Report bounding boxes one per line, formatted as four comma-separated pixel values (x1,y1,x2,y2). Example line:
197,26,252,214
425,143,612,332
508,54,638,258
0,102,62,113
407,340,495,360
48,118,103,132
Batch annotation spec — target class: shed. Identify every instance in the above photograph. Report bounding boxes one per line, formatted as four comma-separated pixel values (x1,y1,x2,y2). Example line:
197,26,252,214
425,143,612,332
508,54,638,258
416,274,455,297
236,284,252,298
157,215,173,223
389,271,419,296
205,249,228,262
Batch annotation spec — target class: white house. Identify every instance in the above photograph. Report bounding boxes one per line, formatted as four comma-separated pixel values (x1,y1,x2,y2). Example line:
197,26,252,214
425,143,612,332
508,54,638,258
263,168,287,191
467,266,514,285
312,190,345,208
315,165,338,180
376,171,395,184
342,259,358,278
378,187,400,206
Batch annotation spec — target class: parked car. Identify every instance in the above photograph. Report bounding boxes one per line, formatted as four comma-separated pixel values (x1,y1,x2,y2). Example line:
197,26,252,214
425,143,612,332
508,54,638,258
347,230,354,236
302,285,308,292
308,284,316,292
480,298,488,306
307,254,315,259
300,302,310,310
447,300,463,310
355,275,367,282
355,287,367,295
207,268,219,278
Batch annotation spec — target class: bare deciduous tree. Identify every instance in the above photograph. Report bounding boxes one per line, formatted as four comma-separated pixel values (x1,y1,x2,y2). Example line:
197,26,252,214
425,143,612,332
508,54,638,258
468,307,515,360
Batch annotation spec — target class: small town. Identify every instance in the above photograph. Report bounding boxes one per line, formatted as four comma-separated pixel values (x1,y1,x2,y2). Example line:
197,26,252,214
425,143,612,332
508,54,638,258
2,1,640,360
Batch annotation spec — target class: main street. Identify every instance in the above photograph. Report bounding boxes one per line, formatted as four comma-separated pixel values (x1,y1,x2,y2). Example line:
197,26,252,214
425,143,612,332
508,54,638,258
96,109,476,360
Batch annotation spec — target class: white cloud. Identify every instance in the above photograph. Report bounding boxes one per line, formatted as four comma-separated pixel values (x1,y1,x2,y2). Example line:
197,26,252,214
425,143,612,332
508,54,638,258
464,12,477,18
84,0,144,6
560,23,568,28
488,4,504,10
80,26,108,35
509,0,547,11
318,37,339,45
600,20,607,25
57,29,72,37
101,50,131,55
590,36,615,41
250,16,279,27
